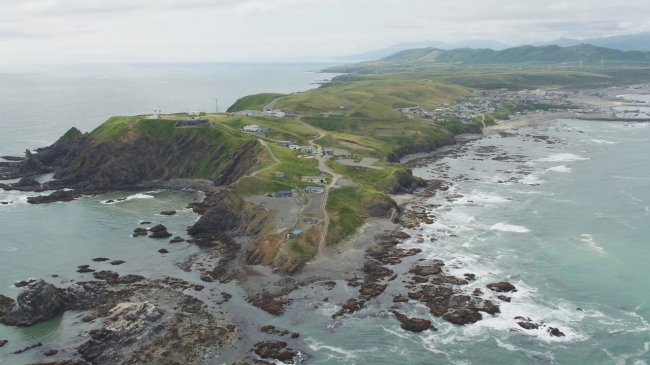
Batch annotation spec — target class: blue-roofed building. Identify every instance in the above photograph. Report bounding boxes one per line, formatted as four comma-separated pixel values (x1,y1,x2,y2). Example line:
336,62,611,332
289,230,302,237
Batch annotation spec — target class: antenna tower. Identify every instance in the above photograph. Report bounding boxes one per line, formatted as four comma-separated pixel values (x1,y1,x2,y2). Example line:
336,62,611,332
215,99,219,113
579,59,583,68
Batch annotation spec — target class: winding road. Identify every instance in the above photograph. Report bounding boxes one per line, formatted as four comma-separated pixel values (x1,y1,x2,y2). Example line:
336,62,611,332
295,116,344,255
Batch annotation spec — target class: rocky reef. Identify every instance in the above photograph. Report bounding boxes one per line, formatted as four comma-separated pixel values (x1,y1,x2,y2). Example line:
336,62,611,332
0,276,235,365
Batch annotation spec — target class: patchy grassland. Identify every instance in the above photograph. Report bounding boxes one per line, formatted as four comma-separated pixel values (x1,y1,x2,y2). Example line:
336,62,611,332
325,186,389,245
275,79,471,117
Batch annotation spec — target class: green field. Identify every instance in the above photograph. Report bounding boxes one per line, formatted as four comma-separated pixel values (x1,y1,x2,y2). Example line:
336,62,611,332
227,93,287,112
224,116,317,145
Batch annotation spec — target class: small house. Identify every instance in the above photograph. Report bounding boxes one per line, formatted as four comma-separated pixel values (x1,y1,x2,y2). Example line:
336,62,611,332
300,146,316,154
242,124,261,132
276,141,293,147
275,190,295,198
287,229,302,238
323,149,334,155
274,172,285,178
305,186,325,194
289,144,300,150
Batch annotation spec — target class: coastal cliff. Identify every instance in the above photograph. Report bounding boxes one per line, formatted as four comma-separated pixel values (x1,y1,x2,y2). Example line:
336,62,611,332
2,119,264,193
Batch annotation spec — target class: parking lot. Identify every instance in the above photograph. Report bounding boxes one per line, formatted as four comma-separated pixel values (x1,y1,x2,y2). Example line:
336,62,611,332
246,195,302,232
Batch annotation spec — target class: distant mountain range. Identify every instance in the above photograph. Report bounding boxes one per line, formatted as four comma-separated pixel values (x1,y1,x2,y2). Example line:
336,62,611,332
341,32,650,61
378,44,650,65
339,40,512,61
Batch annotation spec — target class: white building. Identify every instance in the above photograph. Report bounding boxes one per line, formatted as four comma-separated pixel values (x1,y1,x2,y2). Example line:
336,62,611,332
243,124,261,132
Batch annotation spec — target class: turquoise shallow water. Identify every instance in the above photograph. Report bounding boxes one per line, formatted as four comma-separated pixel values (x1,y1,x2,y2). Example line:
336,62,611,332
1,65,649,364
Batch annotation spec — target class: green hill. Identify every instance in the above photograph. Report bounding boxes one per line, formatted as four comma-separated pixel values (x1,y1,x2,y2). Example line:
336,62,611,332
227,93,287,112
381,44,650,64
275,79,471,117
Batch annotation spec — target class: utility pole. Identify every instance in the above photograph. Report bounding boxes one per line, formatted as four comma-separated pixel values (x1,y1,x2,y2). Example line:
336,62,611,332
215,99,219,113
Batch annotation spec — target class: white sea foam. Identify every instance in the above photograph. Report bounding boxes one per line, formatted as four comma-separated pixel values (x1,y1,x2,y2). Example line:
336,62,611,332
102,193,155,204
491,223,530,233
519,174,543,185
304,338,377,361
546,165,572,173
614,176,650,181
456,191,510,205
580,234,607,256
590,139,619,144
536,153,589,162
604,341,650,365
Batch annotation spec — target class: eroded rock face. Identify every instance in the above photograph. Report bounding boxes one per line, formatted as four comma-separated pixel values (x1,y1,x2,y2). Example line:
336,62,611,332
0,280,66,326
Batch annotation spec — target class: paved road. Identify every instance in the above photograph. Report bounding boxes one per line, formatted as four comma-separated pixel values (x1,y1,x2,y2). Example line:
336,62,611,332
263,97,285,112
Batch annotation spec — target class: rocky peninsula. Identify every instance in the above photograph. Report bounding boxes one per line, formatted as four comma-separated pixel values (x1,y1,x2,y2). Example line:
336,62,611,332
1,79,633,363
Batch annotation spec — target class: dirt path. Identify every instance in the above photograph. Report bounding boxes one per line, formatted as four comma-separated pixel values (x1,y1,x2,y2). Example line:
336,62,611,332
250,139,280,177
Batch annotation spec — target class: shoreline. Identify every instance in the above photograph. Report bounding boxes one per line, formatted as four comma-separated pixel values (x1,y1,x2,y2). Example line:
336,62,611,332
1,85,647,364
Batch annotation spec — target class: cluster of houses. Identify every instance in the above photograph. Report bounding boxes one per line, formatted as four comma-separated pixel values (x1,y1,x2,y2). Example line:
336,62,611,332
276,140,317,154
402,88,573,122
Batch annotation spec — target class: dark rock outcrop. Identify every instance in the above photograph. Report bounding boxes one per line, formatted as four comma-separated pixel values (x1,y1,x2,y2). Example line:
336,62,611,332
148,224,167,232
408,260,444,276
44,349,58,356
486,281,517,293
363,259,394,278
547,327,565,337
0,280,65,326
332,298,365,318
392,311,433,332
27,190,80,204
132,228,148,237
518,321,539,330
253,341,297,364
149,231,172,239
169,236,185,243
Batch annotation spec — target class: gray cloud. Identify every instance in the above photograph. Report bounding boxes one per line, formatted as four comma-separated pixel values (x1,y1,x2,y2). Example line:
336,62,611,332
0,0,648,64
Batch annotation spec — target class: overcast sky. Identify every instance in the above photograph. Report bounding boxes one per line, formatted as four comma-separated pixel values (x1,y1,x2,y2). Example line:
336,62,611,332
1,0,649,64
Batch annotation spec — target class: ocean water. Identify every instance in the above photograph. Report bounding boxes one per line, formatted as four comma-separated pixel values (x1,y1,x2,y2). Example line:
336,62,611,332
1,66,649,364
262,119,650,365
